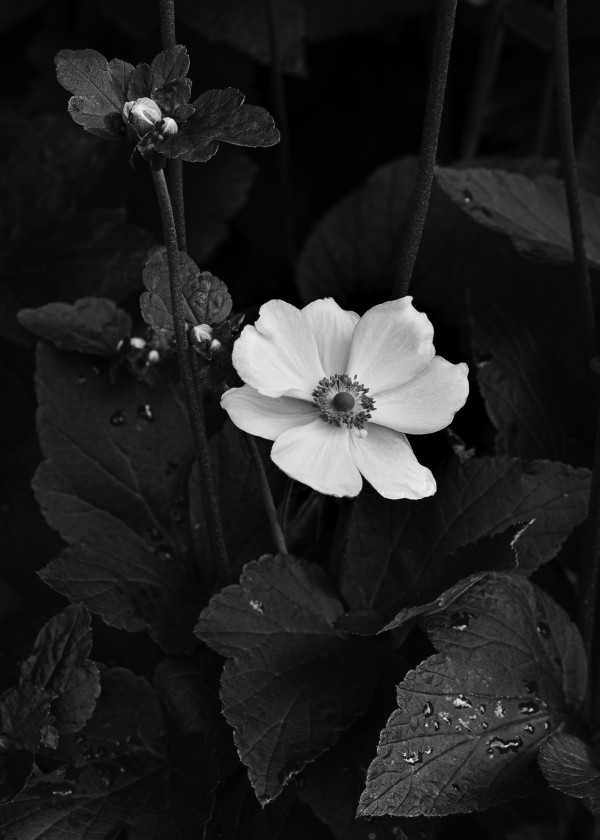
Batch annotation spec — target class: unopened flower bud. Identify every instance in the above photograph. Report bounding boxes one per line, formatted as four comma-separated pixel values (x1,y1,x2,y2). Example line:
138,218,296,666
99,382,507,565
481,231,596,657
159,117,178,137
122,97,162,133
190,324,213,345
147,349,160,365
209,338,222,353
130,336,147,350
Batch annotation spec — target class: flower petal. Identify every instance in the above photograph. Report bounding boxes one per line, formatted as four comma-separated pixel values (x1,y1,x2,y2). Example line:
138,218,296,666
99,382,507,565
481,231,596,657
349,424,436,500
232,300,325,399
372,357,469,434
221,385,317,441
302,298,359,375
346,297,435,394
271,420,362,497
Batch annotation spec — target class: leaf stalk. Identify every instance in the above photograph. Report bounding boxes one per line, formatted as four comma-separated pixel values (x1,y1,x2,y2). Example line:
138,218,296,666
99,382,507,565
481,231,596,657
246,434,288,556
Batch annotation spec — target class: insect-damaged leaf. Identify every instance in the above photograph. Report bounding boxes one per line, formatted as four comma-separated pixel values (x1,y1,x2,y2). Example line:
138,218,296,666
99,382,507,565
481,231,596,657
17,298,131,356
358,574,587,817
0,667,218,840
20,604,100,736
55,49,133,139
140,246,232,339
195,554,383,804
34,344,201,653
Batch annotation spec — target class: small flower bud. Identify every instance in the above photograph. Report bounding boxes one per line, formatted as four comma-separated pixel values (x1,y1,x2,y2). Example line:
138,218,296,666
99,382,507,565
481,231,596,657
190,324,213,345
158,117,178,137
122,97,162,133
147,349,160,365
209,338,222,353
130,336,147,350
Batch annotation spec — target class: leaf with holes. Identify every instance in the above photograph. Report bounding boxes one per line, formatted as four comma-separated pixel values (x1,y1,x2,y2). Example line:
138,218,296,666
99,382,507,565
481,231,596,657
55,49,133,138
358,574,586,817
195,554,383,804
20,604,100,736
140,246,232,339
538,733,600,817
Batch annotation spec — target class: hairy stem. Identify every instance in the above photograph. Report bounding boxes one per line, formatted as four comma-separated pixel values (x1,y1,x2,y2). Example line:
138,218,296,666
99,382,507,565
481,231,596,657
246,434,288,555
264,0,296,277
554,0,599,728
393,0,458,297
158,0,187,251
460,0,506,160
151,165,231,583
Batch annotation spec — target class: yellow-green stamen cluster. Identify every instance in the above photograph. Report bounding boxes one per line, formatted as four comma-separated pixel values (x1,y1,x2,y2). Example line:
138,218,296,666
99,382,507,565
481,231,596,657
312,373,375,430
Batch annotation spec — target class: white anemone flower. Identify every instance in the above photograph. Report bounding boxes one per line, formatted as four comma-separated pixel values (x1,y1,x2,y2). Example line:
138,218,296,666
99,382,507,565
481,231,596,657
221,297,469,499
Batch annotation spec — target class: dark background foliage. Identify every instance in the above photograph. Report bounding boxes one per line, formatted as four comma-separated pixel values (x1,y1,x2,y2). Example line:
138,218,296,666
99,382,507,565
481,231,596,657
1,0,600,837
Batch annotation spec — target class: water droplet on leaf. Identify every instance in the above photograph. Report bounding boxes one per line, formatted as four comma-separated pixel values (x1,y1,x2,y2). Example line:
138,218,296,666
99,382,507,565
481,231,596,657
422,701,434,717
524,680,538,695
249,599,264,614
110,410,125,426
463,189,474,204
486,736,523,755
494,700,506,718
401,750,422,765
453,694,472,709
137,404,154,423
537,622,551,638
519,701,539,715
450,611,471,630
523,724,535,734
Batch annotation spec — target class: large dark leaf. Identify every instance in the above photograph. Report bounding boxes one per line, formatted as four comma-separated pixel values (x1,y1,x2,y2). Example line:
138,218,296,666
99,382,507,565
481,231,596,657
339,456,590,626
34,344,201,653
55,49,133,139
0,667,218,840
358,574,587,817
17,298,131,357
157,87,279,163
178,0,306,75
435,167,600,268
195,554,383,804
20,604,100,736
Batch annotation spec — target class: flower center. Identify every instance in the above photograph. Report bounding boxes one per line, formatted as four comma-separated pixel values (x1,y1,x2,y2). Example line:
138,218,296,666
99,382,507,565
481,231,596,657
312,374,375,430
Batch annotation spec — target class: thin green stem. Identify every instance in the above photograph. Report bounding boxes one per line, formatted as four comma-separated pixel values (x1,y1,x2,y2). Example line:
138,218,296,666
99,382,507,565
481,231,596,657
280,477,294,539
393,0,458,297
554,0,599,730
460,0,506,160
264,0,296,277
151,165,231,583
158,0,187,251
246,434,288,555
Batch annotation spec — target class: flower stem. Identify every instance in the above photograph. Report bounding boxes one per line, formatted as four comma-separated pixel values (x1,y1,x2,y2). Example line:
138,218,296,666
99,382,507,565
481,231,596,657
393,0,457,298
460,0,506,160
264,0,296,278
158,0,187,252
246,434,288,556
553,0,599,728
280,477,294,539
151,164,231,583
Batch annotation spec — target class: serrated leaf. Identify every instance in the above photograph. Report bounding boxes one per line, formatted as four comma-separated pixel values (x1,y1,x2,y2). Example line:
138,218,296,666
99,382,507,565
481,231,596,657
140,245,232,338
195,554,383,804
20,605,100,736
33,344,201,653
127,45,192,114
17,297,131,356
55,49,133,138
178,0,306,76
156,87,280,163
538,733,600,817
435,167,600,267
339,456,590,626
358,574,587,817
0,667,218,840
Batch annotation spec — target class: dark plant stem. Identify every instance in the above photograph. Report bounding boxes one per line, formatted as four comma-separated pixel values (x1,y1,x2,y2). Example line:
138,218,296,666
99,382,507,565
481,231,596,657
534,57,555,158
554,0,599,729
246,435,288,555
460,0,506,160
394,0,458,297
151,165,231,583
280,477,294,539
264,0,296,277
158,0,187,251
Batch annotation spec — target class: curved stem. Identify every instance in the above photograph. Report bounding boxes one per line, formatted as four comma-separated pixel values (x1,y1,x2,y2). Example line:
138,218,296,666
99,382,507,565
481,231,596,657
246,434,288,555
393,0,458,297
151,165,231,583
554,0,599,730
460,0,506,160
158,0,187,251
280,477,294,539
264,0,296,277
